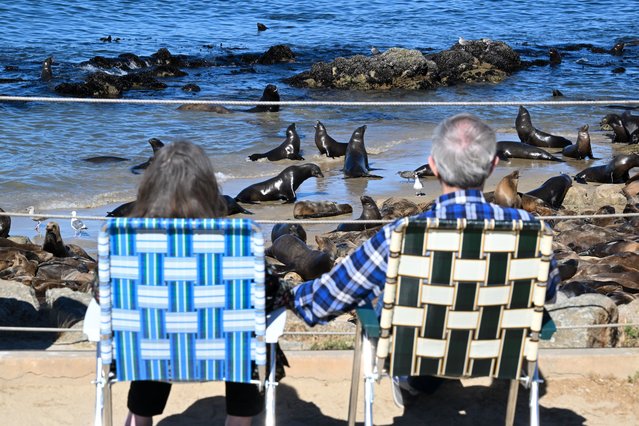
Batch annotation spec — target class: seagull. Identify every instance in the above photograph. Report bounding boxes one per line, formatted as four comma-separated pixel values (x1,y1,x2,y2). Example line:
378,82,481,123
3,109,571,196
413,174,425,196
370,46,381,56
458,37,469,46
71,211,88,235
26,206,47,233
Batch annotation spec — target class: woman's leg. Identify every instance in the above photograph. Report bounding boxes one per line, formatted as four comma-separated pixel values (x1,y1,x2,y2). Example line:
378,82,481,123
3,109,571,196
125,381,172,425
225,381,264,425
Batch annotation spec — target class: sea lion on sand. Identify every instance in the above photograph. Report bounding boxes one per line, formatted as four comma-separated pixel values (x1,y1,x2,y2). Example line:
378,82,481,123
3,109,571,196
515,105,573,148
525,174,573,208
245,84,280,113
107,196,252,217
336,196,382,232
248,123,304,161
293,201,352,219
223,195,253,215
235,163,323,203
106,200,136,217
380,197,421,220
562,124,595,159
314,121,348,158
494,170,521,208
270,223,307,243
398,163,436,180
41,57,53,81
131,138,165,174
575,154,639,184
343,125,381,178
266,234,332,280
496,141,564,162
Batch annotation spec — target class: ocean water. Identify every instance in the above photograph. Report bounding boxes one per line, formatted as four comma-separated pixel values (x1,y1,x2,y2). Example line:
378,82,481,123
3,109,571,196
0,0,638,226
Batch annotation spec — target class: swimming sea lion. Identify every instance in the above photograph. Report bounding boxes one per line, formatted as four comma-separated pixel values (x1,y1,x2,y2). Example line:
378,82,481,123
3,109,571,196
314,121,348,158
343,125,381,178
248,123,304,161
270,223,307,243
494,170,521,208
266,234,332,280
41,57,53,81
496,141,564,162
257,23,268,31
549,48,561,65
525,174,572,208
293,201,352,219
176,104,232,114
515,105,573,148
0,208,10,238
106,200,136,217
83,156,130,163
335,195,382,232
235,163,323,203
223,195,253,215
246,84,280,113
562,124,595,159
575,153,639,184
42,222,69,258
398,163,436,180
131,138,165,174
610,41,625,56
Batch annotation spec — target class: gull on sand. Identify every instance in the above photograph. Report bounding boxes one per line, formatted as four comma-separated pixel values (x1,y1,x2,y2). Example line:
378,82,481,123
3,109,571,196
71,210,88,235
26,206,47,233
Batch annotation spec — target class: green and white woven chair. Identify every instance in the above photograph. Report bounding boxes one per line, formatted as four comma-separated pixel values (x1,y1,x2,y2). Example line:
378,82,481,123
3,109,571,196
84,217,285,426
347,218,554,426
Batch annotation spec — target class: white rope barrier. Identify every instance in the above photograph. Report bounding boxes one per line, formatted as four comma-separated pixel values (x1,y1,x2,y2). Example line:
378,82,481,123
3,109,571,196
2,95,639,107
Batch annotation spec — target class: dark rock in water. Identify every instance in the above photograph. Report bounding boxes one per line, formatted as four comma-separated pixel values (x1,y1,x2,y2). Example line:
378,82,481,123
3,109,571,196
181,83,201,92
257,23,268,31
257,45,295,65
612,67,626,74
149,65,188,78
0,208,10,238
286,40,520,90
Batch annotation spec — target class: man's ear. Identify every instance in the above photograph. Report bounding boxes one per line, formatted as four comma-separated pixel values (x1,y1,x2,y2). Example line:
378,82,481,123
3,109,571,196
490,155,500,174
428,156,439,178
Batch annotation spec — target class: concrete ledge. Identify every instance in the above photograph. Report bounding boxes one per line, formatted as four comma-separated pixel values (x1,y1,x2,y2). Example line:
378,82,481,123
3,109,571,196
1,348,638,382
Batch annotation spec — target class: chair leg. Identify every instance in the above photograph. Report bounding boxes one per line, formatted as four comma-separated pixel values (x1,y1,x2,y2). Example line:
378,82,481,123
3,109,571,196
505,378,519,426
265,343,278,426
347,321,363,426
362,337,375,426
101,363,113,426
93,356,103,426
529,362,540,426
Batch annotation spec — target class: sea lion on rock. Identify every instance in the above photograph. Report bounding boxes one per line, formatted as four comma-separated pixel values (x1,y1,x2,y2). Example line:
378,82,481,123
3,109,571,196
515,105,573,148
293,201,352,219
245,84,280,113
525,174,572,208
314,121,348,158
574,153,639,184
579,240,639,257
270,223,307,243
562,124,595,159
235,163,323,203
131,138,165,174
266,234,332,280
248,123,304,161
398,163,436,180
496,141,564,162
42,222,69,258
335,196,382,232
343,125,381,178
381,198,421,220
494,170,521,208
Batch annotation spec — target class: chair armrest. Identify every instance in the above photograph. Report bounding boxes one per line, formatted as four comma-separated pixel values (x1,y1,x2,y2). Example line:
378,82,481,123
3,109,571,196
356,302,380,339
265,307,287,343
82,298,101,343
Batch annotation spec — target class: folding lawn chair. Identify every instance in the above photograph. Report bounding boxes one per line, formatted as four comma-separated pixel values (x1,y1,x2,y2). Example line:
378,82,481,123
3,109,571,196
347,217,554,426
84,217,285,426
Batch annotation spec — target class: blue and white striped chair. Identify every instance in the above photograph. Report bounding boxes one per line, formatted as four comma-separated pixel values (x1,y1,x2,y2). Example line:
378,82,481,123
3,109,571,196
86,218,285,426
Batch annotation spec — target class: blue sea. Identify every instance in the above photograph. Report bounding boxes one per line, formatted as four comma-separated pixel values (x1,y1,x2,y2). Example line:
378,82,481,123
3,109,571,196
0,0,638,237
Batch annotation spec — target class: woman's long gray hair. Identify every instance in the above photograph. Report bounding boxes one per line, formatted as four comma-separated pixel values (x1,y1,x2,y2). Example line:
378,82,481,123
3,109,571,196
431,113,497,188
131,141,227,218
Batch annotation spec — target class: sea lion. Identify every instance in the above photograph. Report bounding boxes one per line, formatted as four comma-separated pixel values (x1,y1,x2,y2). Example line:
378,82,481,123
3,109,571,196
176,104,232,113
380,197,421,220
257,23,268,31
235,163,323,203
398,163,436,180
496,141,564,162
494,170,521,208
223,195,253,215
343,125,381,178
335,196,382,232
83,155,130,163
525,174,572,208
575,154,639,184
131,138,165,174
246,84,280,113
266,234,332,280
314,121,348,158
270,223,307,243
562,124,595,159
41,57,53,81
0,208,10,238
579,240,639,257
248,123,304,161
515,105,573,148
549,48,561,65
42,222,69,258
106,200,136,217
610,41,625,56
606,114,630,142
293,201,352,219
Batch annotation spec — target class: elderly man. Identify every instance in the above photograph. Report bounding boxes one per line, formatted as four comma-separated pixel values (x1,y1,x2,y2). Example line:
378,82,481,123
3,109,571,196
270,113,559,400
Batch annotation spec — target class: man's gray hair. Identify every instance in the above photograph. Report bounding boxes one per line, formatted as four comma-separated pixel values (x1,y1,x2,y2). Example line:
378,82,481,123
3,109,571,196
431,113,497,188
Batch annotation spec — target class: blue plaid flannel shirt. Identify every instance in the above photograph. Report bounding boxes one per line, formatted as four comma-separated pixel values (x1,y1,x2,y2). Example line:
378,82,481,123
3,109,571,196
292,189,560,326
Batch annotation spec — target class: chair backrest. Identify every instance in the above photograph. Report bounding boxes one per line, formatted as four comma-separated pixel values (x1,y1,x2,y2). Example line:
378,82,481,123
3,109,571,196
98,218,266,384
377,218,552,380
